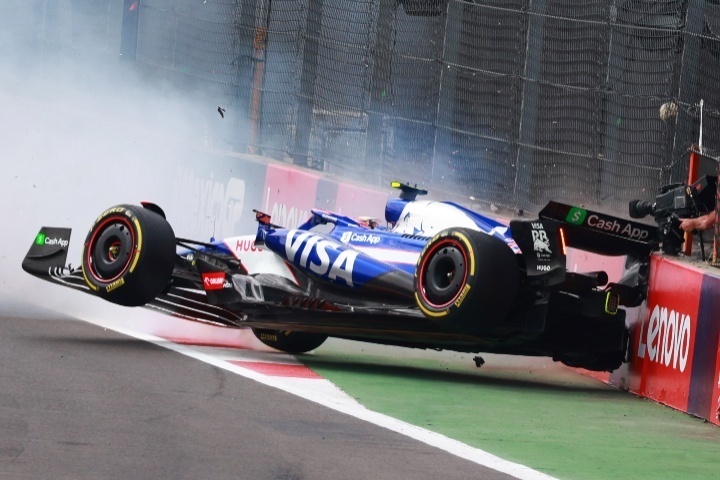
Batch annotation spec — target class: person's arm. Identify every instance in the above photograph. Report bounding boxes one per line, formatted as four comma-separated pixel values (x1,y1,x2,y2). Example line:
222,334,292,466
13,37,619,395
679,211,717,232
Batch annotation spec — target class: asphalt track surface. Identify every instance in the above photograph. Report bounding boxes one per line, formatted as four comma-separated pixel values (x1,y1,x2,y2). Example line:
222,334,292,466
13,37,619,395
0,308,521,480
305,346,720,480
4,302,720,480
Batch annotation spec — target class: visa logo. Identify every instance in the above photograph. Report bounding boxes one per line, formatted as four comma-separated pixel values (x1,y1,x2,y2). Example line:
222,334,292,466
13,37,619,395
285,230,358,287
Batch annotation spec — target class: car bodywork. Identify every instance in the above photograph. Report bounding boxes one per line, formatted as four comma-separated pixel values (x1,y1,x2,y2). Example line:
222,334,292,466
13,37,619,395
23,182,658,371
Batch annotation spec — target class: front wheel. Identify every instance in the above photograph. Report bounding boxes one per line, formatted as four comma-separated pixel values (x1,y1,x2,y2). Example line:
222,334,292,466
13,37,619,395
252,328,328,354
82,204,176,307
414,228,519,331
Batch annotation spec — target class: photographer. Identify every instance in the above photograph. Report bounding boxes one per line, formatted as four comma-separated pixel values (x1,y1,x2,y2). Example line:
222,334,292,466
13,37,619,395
679,211,716,232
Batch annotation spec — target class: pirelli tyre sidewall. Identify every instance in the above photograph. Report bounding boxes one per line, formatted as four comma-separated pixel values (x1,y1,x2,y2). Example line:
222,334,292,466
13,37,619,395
414,227,519,330
252,328,328,354
81,204,175,307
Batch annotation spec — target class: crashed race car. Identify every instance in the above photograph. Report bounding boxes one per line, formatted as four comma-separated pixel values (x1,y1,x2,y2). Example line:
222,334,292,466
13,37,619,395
23,182,658,372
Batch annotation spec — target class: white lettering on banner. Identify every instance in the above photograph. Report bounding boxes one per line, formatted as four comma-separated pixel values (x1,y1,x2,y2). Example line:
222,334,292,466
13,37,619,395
637,304,691,372
284,230,357,286
173,168,246,238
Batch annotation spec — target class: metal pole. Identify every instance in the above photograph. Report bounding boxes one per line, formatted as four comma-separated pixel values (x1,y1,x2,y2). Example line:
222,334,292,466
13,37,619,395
682,147,701,256
248,1,270,154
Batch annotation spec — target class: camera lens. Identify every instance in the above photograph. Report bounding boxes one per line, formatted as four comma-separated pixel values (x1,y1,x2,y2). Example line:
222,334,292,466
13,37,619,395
629,200,654,219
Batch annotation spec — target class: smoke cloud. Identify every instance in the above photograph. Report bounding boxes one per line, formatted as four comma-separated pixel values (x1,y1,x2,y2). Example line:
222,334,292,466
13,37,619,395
0,7,237,318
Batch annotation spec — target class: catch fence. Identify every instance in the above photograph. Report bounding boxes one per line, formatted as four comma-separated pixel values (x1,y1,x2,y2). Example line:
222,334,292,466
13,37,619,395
4,0,720,215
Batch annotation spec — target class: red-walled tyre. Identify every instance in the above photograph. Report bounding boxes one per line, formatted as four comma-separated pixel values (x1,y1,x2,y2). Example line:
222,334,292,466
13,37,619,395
82,204,175,307
252,328,328,354
414,228,519,331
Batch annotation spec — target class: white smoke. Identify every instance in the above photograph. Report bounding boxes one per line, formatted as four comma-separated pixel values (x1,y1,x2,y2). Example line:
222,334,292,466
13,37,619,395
0,17,235,318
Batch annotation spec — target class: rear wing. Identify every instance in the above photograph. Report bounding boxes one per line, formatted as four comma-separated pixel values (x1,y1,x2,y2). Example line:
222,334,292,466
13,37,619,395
538,201,659,258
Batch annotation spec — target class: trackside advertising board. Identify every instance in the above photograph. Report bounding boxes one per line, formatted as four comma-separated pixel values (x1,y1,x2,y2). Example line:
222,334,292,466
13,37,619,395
627,256,702,411
334,182,391,219
711,325,720,425
261,164,322,229
170,155,268,238
587,253,720,426
694,274,720,426
261,163,392,227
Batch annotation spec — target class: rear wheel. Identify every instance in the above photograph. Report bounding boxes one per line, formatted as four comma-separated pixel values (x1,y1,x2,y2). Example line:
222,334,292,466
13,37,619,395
82,204,175,307
252,328,328,354
414,228,519,331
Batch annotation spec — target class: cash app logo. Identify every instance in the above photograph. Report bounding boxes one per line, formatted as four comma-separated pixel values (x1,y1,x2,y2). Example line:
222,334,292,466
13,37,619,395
35,233,46,245
566,207,587,225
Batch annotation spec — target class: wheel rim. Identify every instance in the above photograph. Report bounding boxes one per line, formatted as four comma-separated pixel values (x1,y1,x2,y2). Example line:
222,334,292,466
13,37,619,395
86,217,135,283
419,238,468,308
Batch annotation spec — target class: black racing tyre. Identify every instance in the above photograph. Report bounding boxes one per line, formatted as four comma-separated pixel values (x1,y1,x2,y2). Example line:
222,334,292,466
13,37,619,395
81,204,176,307
414,227,519,330
252,328,328,354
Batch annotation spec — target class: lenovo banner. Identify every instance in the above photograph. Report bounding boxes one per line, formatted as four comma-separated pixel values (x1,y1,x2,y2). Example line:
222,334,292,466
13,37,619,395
627,256,702,411
334,182,391,219
262,164,320,229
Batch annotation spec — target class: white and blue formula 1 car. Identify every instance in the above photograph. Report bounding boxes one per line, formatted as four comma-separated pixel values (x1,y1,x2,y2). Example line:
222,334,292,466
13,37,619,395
23,182,658,372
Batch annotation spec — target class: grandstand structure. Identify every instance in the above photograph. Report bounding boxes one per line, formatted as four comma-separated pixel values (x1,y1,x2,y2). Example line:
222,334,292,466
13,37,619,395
4,0,720,215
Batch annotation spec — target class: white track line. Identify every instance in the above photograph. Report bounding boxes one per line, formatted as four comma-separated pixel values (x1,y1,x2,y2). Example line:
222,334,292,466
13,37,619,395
84,316,559,480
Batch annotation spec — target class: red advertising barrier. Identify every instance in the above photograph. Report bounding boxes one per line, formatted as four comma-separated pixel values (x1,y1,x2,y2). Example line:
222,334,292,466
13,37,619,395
334,182,391,219
564,248,626,284
260,163,391,228
712,341,720,425
692,273,720,426
262,163,321,229
572,253,720,426
539,240,720,425
627,257,702,411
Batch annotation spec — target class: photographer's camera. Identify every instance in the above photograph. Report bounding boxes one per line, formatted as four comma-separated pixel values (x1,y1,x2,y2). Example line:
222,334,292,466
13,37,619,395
628,176,716,256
